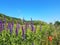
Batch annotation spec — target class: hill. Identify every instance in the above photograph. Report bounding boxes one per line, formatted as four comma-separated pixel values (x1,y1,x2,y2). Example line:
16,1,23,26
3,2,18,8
0,13,47,25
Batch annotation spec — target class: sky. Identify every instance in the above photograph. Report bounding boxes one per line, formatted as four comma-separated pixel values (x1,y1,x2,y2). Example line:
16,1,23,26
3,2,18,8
0,0,60,23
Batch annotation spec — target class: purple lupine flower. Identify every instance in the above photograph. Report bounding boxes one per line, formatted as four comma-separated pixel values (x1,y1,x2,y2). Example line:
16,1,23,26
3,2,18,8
10,22,14,33
0,17,4,31
31,25,34,32
2,22,4,30
15,28,18,36
10,28,12,35
8,22,13,35
22,26,25,39
0,20,3,32
16,22,20,29
15,22,20,36
10,24,13,35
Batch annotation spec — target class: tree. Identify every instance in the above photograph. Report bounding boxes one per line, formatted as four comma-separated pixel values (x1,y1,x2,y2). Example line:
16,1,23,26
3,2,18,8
54,21,60,27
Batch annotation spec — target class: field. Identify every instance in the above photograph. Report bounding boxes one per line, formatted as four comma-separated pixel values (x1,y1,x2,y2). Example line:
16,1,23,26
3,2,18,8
0,22,60,45
0,0,60,45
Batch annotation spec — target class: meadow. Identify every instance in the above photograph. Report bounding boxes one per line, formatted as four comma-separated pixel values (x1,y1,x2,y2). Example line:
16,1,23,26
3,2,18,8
0,21,60,45
0,16,60,45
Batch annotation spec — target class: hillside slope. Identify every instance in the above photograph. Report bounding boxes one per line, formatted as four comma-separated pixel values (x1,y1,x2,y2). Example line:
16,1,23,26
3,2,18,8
0,13,47,25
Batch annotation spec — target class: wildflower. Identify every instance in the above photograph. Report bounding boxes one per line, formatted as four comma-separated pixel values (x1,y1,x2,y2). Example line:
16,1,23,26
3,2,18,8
15,27,18,36
15,22,20,36
0,20,3,32
2,22,4,30
48,36,52,41
16,22,20,30
10,24,13,35
31,25,34,32
8,22,13,35
22,26,25,39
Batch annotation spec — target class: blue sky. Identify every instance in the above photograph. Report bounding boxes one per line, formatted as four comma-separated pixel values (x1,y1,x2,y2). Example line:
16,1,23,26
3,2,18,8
0,0,60,23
